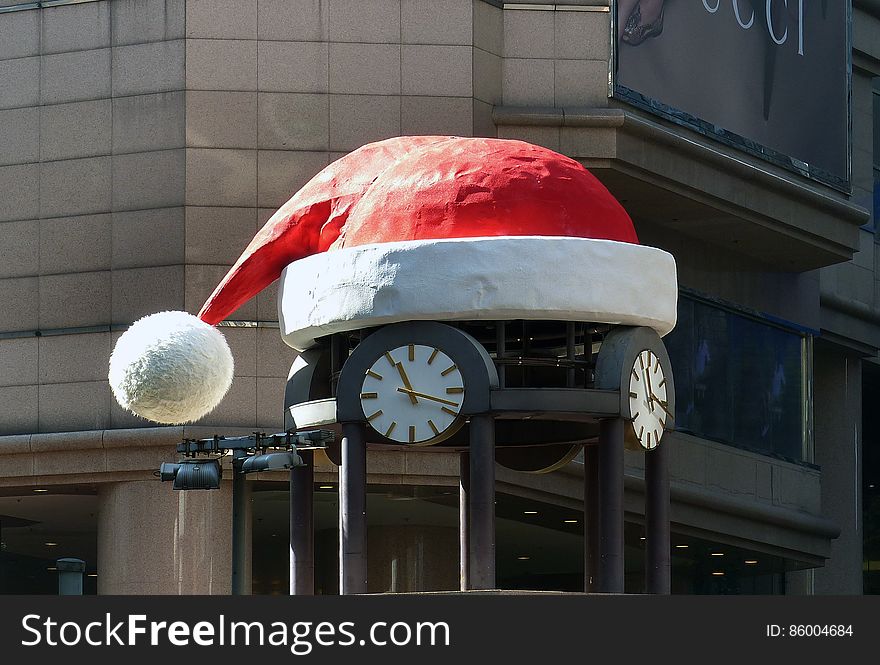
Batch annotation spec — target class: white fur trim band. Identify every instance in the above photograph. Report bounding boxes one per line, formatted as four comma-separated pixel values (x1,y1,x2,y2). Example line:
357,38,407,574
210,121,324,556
278,236,678,351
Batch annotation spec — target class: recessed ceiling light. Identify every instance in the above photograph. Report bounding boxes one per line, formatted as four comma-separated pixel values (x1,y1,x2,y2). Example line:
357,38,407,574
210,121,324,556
87,573,98,577
639,537,646,541
318,485,334,490
46,567,57,572
711,571,724,576
523,511,538,515
711,552,724,557
563,519,578,524
517,556,530,561
33,488,48,493
675,544,689,549
44,542,58,547
744,560,758,565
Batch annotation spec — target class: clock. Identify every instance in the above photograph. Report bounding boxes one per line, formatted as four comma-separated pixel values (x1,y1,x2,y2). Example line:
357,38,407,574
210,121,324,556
360,344,466,445
627,349,671,450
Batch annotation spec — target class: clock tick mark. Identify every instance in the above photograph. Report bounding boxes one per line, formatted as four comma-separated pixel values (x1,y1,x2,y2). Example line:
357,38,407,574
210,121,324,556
409,426,416,443
441,406,457,416
428,348,439,365
366,409,383,422
441,364,457,377
360,392,377,399
428,419,440,436
367,370,382,380
629,391,638,398
385,351,396,366
447,387,464,394
408,344,414,362
385,421,396,438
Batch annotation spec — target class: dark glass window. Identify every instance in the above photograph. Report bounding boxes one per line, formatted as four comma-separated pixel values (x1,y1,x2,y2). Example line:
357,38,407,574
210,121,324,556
664,295,807,461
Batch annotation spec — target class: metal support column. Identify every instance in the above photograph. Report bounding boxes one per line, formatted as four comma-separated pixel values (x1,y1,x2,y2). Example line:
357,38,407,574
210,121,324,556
231,449,249,595
468,415,496,590
597,418,624,593
583,443,599,593
290,449,314,595
645,442,671,594
459,451,470,591
339,423,367,594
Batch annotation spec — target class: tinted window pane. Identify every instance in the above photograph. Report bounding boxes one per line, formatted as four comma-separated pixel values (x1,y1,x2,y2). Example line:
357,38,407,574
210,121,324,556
665,297,804,460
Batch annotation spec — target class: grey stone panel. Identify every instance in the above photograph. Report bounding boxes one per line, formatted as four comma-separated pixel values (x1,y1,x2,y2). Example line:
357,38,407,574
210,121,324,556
502,58,554,106
554,59,610,107
41,49,112,105
328,94,401,151
473,0,502,55
112,150,185,211
256,150,329,208
401,95,473,137
39,213,112,275
0,57,39,109
38,331,111,384
401,44,472,97
0,277,38,332
111,265,185,325
0,8,40,60
185,264,256,320
256,376,286,428
257,0,329,41
0,337,38,387
328,0,400,43
40,99,112,162
401,0,473,45
329,43,400,95
0,162,39,222
39,156,112,219
112,40,185,96
41,0,111,55
473,47,501,104
112,91,185,154
0,385,38,435
258,41,328,94
186,0,258,39
0,107,39,166
186,39,257,91
504,7,553,59
112,207,185,270
258,92,329,151
38,381,111,433
38,271,111,329
186,91,258,149
111,0,168,45
0,219,38,279
554,8,610,60
184,206,257,265
185,148,257,208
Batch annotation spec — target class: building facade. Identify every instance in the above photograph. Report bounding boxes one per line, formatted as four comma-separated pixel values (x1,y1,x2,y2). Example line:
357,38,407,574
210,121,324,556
0,0,876,595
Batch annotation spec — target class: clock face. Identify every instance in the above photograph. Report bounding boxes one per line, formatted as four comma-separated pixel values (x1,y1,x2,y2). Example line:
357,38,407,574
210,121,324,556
360,344,465,445
628,349,669,450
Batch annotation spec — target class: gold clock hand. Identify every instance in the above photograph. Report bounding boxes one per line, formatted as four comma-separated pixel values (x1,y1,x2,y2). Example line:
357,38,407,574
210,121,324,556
643,363,655,413
396,387,460,407
649,392,673,419
395,362,418,405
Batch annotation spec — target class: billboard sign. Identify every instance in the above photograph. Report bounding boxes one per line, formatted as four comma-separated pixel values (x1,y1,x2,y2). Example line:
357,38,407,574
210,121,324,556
613,0,851,191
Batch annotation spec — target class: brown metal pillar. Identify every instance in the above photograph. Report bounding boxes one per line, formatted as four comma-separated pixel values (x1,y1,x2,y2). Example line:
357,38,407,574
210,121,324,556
339,423,367,594
289,449,314,595
459,451,470,591
468,415,495,590
646,442,671,594
597,418,625,593
583,443,599,593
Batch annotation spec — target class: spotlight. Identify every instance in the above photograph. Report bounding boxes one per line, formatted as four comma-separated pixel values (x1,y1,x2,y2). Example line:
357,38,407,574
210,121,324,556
159,459,222,490
240,451,303,474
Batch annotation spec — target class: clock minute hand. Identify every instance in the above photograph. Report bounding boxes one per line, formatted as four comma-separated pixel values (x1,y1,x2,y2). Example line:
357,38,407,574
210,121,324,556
395,362,418,405
396,387,459,407
649,392,673,419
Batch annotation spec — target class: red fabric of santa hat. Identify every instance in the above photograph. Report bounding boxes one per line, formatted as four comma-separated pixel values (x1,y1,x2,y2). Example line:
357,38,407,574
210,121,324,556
109,136,677,425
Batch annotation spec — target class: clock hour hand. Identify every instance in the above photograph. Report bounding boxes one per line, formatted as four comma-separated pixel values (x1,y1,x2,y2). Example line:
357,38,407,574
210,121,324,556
395,362,418,405
396,387,459,407
649,391,673,419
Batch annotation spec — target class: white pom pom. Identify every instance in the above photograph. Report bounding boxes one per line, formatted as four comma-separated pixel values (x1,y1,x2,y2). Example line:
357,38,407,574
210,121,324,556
109,311,234,424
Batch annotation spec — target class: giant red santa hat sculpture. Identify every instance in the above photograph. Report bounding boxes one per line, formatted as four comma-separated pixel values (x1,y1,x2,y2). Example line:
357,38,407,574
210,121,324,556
109,136,677,424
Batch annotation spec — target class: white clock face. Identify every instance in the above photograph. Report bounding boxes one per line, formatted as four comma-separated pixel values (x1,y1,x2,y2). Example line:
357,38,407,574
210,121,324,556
628,349,669,450
360,344,465,445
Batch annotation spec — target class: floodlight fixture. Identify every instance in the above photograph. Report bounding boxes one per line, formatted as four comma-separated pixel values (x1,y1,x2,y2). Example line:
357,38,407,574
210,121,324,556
240,451,303,474
159,459,222,490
